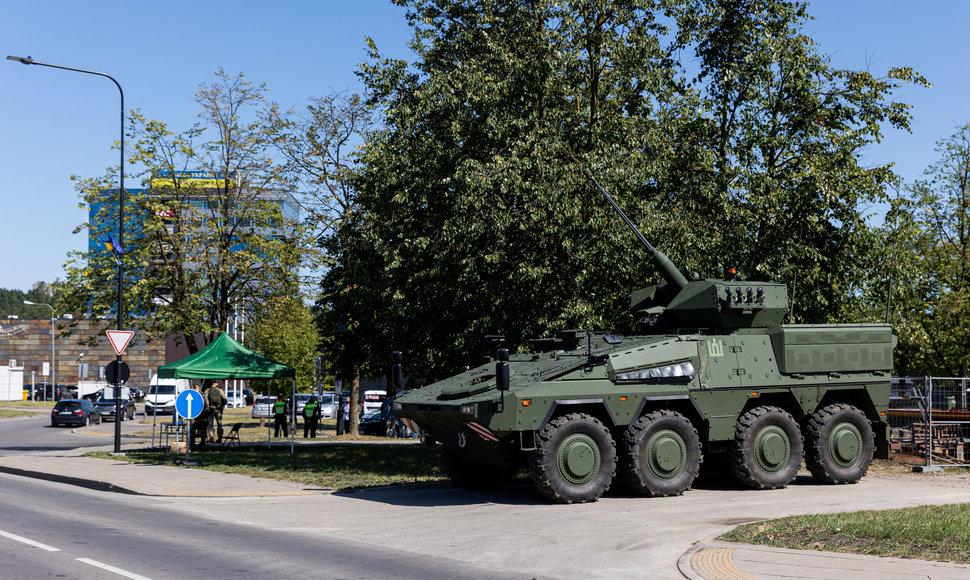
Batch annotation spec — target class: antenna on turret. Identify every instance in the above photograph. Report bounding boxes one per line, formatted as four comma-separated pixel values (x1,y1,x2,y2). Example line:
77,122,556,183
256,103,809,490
581,168,689,291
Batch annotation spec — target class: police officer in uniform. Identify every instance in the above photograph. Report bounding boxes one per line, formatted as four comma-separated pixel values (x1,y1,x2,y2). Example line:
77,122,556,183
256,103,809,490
303,395,321,438
273,397,289,437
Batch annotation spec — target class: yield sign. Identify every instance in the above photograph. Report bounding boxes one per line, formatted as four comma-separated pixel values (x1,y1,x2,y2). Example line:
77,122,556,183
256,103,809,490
106,330,135,355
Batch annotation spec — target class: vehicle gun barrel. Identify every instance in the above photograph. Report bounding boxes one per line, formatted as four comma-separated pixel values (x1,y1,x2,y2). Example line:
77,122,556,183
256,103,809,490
582,168,689,291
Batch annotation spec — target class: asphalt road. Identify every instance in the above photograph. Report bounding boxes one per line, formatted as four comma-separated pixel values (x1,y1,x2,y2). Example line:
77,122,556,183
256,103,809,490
0,473,513,580
3,412,970,579
0,411,123,454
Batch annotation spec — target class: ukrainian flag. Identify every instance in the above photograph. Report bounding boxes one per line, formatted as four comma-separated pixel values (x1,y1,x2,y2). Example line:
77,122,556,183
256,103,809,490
100,234,124,255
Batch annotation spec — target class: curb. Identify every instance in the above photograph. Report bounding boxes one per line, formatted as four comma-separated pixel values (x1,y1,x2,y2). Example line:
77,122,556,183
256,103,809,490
0,464,143,495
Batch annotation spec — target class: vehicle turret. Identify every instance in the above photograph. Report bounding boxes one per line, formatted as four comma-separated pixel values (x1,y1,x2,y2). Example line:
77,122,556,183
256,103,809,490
582,169,788,331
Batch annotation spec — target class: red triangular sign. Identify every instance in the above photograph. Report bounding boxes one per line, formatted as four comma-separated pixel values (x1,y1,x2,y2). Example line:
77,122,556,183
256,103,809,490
106,330,135,355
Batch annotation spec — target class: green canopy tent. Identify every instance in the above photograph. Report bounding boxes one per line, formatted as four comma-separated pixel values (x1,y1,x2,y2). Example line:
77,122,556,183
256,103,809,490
157,333,296,451
157,332,294,380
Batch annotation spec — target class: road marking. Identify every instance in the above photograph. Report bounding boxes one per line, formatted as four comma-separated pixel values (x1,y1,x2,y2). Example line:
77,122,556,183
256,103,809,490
77,557,153,580
0,529,61,552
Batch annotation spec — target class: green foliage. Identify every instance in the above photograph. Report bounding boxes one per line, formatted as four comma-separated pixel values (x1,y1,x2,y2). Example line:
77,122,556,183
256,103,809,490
875,124,970,376
59,70,314,354
0,284,59,318
323,0,925,382
246,294,322,396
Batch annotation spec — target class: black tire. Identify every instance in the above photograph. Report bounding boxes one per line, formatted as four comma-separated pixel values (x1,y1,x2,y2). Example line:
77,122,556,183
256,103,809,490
441,448,514,490
528,413,616,504
730,406,803,490
805,404,875,484
622,410,702,497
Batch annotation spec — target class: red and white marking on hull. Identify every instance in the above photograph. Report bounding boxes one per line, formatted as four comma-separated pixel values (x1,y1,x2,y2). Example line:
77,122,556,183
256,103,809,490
466,421,499,442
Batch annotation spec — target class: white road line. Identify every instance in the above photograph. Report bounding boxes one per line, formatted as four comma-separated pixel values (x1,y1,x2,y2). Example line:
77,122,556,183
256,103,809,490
76,558,153,580
0,529,61,552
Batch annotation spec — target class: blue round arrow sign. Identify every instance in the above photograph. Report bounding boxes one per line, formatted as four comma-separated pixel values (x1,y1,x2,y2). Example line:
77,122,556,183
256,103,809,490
175,389,204,420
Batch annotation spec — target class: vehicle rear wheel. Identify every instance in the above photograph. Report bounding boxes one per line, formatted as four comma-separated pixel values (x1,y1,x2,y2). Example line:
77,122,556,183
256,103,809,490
622,410,701,497
441,448,514,490
730,406,803,490
805,404,874,484
528,413,616,504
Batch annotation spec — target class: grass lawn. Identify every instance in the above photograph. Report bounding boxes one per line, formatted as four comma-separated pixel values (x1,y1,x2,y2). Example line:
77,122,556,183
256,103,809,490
88,442,446,490
719,501,970,564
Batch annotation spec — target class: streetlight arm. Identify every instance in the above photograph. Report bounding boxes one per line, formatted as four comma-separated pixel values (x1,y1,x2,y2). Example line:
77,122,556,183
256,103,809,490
10,54,126,452
7,56,123,96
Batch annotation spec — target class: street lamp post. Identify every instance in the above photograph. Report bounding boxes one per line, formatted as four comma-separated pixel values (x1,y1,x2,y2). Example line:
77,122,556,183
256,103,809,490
23,301,54,404
9,55,126,452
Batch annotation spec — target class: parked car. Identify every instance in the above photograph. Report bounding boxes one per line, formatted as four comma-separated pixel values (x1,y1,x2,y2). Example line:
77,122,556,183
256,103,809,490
359,398,412,437
251,395,278,420
317,391,337,419
51,399,101,427
225,388,254,408
292,393,314,417
28,382,67,401
358,410,385,436
94,394,136,421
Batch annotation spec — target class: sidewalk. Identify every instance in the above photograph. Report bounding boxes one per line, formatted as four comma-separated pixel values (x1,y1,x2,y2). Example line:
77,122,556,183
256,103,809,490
681,541,970,580
1,420,967,579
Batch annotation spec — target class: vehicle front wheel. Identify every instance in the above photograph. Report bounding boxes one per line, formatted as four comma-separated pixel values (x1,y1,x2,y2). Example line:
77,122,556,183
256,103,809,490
805,404,875,484
622,410,701,497
529,413,616,504
730,406,803,490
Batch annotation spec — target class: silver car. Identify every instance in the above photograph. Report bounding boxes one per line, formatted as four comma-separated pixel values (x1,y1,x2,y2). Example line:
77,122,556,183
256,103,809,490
251,395,278,419
317,392,337,419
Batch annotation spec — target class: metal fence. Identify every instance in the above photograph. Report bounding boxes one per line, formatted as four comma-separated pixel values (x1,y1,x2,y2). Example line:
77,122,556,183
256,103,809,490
889,376,970,468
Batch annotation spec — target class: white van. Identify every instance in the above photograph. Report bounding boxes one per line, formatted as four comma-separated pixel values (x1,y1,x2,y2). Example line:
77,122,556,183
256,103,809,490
362,390,387,415
144,374,190,416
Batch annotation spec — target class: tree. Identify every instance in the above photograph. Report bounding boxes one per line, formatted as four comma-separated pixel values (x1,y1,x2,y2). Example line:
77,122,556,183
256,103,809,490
673,0,928,322
270,92,375,434
246,293,321,396
328,0,926,383
879,124,970,376
60,70,311,353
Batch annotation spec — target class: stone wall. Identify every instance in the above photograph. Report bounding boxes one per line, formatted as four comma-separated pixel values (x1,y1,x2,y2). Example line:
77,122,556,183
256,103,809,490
0,318,166,387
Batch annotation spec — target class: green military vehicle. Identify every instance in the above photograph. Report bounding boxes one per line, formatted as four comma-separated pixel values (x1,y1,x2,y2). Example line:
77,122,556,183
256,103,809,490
395,172,895,504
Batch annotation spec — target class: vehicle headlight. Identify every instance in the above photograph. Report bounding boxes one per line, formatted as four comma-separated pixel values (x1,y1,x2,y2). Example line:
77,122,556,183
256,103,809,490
392,402,402,412
460,404,476,416
616,361,696,382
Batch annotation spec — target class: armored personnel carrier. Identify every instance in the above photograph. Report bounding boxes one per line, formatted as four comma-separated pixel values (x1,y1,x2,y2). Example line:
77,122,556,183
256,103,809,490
395,171,895,504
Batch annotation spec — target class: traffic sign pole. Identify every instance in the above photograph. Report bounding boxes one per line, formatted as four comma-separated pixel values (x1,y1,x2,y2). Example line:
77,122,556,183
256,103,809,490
106,330,134,455
175,389,204,463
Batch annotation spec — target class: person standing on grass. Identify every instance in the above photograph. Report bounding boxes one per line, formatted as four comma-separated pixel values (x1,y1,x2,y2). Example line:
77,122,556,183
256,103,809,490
273,397,289,437
303,395,320,438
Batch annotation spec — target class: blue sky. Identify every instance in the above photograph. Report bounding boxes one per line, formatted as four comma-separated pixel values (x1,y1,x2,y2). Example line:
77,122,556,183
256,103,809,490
1,1,968,291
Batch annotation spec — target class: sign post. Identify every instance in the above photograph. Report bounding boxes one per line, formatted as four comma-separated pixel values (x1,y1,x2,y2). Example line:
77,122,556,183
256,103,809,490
175,389,203,463
106,330,135,454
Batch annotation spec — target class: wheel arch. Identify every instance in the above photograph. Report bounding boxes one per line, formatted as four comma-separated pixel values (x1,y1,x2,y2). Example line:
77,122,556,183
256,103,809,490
541,399,615,432
633,395,708,441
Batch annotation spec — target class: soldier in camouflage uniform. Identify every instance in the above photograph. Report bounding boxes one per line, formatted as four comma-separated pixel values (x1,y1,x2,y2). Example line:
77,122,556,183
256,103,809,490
203,380,228,443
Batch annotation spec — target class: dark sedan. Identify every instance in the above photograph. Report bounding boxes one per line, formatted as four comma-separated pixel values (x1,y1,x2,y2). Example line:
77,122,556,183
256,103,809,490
51,399,101,427
94,395,136,421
